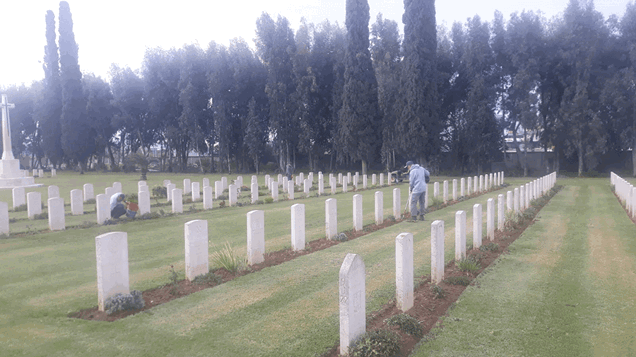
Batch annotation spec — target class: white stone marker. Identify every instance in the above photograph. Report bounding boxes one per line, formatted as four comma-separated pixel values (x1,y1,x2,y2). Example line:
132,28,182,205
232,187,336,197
172,188,183,213
48,197,65,231
396,232,414,312
203,186,213,209
452,179,457,201
214,181,222,199
163,179,171,187
498,194,505,231
83,183,94,202
105,186,116,199
443,180,448,203
526,183,531,208
96,194,110,224
375,191,383,225
32,169,37,177
191,182,200,201
473,176,478,194
468,177,472,195
12,187,25,209
48,185,59,199
461,178,465,197
520,185,525,211
221,176,228,190
363,174,368,189
248,182,257,204
282,177,288,193
166,183,175,202
0,202,8,235
287,181,295,200
487,198,495,240
203,178,210,188
343,179,348,193
247,210,265,265
338,173,343,184
228,184,237,206
39,169,44,178
318,176,324,195
95,232,130,311
479,175,483,192
372,173,377,186
514,188,520,213
138,190,151,215
325,198,337,239
431,220,445,284
507,190,513,212
393,188,401,219
271,182,279,202
138,180,147,189
434,181,439,198
353,194,363,231
379,173,384,186
182,179,191,195
51,168,56,177
27,192,41,219
291,204,305,251
265,175,270,188
331,177,336,195
339,253,366,356
185,220,209,281
473,204,482,249
304,179,310,197
111,182,122,193
70,189,83,216
455,211,466,261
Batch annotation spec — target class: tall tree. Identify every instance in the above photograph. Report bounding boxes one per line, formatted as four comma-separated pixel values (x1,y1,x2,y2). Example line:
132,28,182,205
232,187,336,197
397,0,439,168
621,2,636,175
37,10,64,167
337,0,381,174
58,1,92,173
82,74,114,169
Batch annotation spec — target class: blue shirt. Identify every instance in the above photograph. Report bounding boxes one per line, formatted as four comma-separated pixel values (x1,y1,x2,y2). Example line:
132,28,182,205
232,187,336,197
110,192,124,210
409,165,429,194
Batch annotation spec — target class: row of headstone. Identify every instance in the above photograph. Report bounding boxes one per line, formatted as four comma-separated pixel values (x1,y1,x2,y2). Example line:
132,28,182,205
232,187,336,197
431,171,505,201
506,172,556,215
611,172,635,217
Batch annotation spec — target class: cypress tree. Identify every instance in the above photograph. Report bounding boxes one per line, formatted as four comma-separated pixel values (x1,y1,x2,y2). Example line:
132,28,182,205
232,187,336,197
337,0,380,174
59,1,93,173
398,0,440,167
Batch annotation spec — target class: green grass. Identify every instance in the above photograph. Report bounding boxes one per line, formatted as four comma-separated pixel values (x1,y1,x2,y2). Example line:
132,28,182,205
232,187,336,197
0,171,521,356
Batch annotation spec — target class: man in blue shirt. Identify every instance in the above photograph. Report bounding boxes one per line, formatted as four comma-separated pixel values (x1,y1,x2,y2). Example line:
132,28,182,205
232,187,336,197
110,192,135,219
406,161,430,222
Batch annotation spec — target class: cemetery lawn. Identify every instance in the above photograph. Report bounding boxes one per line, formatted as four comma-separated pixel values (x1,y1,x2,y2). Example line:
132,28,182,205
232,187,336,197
411,177,636,357
0,172,528,356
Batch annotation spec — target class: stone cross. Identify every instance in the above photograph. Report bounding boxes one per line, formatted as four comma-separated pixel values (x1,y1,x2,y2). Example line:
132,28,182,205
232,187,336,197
1,94,15,160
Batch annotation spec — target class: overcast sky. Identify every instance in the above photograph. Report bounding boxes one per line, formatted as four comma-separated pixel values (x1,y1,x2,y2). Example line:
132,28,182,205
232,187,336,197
0,0,631,88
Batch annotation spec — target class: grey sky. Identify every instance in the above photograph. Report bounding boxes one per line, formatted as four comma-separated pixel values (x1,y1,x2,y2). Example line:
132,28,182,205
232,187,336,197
0,0,631,88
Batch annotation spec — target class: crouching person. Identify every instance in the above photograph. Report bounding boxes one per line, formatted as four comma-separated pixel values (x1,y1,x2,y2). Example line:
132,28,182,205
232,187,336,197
110,193,136,219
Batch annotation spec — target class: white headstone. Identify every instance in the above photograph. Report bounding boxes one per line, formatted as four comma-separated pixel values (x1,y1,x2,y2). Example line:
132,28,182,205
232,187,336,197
379,173,384,187
372,174,376,186
139,185,149,195
395,232,414,312
353,194,363,231
138,181,147,190
165,183,175,202
247,210,265,265
520,185,525,211
183,179,191,195
479,175,483,192
172,188,183,213
443,180,448,203
514,188,520,213
339,253,366,355
291,203,305,251
250,182,258,204
498,194,505,230
507,191,513,212
48,185,59,200
83,183,94,202
163,179,171,187
70,189,83,215
48,197,65,231
342,179,348,193
363,174,368,189
271,182,279,202
287,181,294,200
433,182,439,198
325,198,337,240
282,177,288,193
473,204,482,249
214,181,222,199
105,186,116,199
95,232,129,311
461,178,465,197
330,177,336,195
473,176,478,194
12,187,25,209
138,190,151,215
51,168,56,177
431,220,445,284
96,194,111,224
452,179,457,201
191,182,200,201
221,177,228,190
32,169,37,177
203,178,210,188
203,186,213,209
455,210,466,261
38,169,44,178
0,202,8,235
185,220,209,281
467,177,472,195
304,179,310,197
27,191,41,219
487,198,495,240
375,191,383,225
112,182,122,193
318,175,324,195
393,188,401,219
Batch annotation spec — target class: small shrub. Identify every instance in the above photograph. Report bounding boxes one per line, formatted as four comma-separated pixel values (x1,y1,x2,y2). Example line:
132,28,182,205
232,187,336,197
457,257,480,274
78,221,97,229
192,271,222,285
429,196,444,208
387,215,396,222
211,241,246,273
103,290,145,315
263,197,274,204
183,197,193,204
504,210,520,231
140,212,161,220
152,185,167,198
347,329,400,357
127,193,138,203
33,212,47,220
13,204,27,212
169,265,179,295
85,198,96,204
335,232,348,242
256,200,264,205
385,313,423,337
219,201,226,208
444,276,471,286
479,242,499,252
217,195,228,200
431,284,446,299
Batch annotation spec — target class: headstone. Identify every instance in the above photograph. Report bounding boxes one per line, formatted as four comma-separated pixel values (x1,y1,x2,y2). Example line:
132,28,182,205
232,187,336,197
331,177,336,195
247,210,265,265
137,181,147,190
51,168,57,177
228,184,237,206
139,185,149,195
38,169,44,178
514,188,520,213
27,191,41,219
221,177,228,190
32,169,37,177
431,220,445,284
163,179,171,187
304,179,310,197
507,191,513,212
291,204,305,251
282,177,288,193
467,177,472,195
96,194,110,224
287,181,294,200
526,183,530,208
379,173,384,186
105,186,116,199
48,185,59,199
375,191,384,225
318,176,324,195
473,204,482,249
70,189,83,215
271,182,279,202
353,194,363,231
0,202,8,235
460,178,465,197
452,179,457,201
166,183,175,202
184,220,209,281
83,184,94,202
12,187,25,209
190,182,200,202
48,197,65,231
395,232,414,312
138,190,151,215
203,178,210,188
473,176,478,194
498,194,505,230
172,188,183,213
433,182,439,198
520,186,525,211
487,198,495,240
342,179,348,193
363,175,368,189
214,181,222,199
393,188,401,219
479,175,483,192
372,174,377,186
455,210,466,261
443,180,448,203
203,186,213,209
182,179,191,195
95,232,129,311
325,198,337,239
265,175,270,188
338,173,343,184
339,253,366,355
112,182,122,193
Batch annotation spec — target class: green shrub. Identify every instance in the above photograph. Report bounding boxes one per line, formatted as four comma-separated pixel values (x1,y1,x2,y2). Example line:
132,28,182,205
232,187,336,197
103,290,145,315
347,329,400,357
385,314,423,337
211,241,246,273
191,271,222,285
431,284,446,299
127,193,138,203
256,200,264,205
504,210,520,231
479,242,500,252
152,185,167,198
429,196,444,208
85,198,96,204
444,276,471,286
263,197,274,204
33,212,47,220
457,256,480,274
13,204,27,212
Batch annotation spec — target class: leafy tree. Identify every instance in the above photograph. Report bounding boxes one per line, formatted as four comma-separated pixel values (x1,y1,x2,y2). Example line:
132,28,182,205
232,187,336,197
621,2,636,175
337,0,381,174
82,74,115,169
244,97,266,173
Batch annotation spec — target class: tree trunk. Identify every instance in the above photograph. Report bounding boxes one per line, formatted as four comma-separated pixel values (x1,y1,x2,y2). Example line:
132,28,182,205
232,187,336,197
632,125,636,177
577,140,584,177
361,159,367,176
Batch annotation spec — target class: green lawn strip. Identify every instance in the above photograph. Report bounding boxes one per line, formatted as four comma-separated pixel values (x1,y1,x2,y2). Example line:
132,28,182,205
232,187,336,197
0,176,517,356
410,178,635,357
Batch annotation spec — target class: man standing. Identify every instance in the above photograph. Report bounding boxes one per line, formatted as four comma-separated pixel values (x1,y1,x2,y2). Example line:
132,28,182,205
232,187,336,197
285,164,294,181
406,161,429,222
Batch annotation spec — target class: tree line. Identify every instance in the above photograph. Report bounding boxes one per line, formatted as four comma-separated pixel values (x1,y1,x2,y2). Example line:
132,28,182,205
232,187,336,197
1,0,635,176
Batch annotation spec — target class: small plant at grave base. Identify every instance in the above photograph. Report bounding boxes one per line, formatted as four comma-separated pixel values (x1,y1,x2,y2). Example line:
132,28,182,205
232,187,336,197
480,242,500,252
429,196,444,209
385,313,423,337
217,195,228,200
444,276,471,286
183,197,193,204
103,290,145,315
263,197,274,204
456,256,480,274
335,232,348,242
187,204,197,212
13,204,27,212
127,193,138,203
85,198,96,204
191,271,222,286
256,200,264,205
78,221,97,229
152,185,167,198
347,329,400,357
211,241,246,273
387,215,396,222
33,212,47,220
169,265,179,295
9,218,17,223
219,200,226,208
431,284,447,299
504,211,521,231
140,212,160,220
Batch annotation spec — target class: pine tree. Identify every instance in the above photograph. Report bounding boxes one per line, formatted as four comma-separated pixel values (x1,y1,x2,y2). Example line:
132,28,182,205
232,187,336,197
337,0,381,174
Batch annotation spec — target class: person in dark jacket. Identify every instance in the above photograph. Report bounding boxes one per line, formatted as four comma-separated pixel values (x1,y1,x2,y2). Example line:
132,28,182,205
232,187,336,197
406,161,430,222
285,164,294,180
